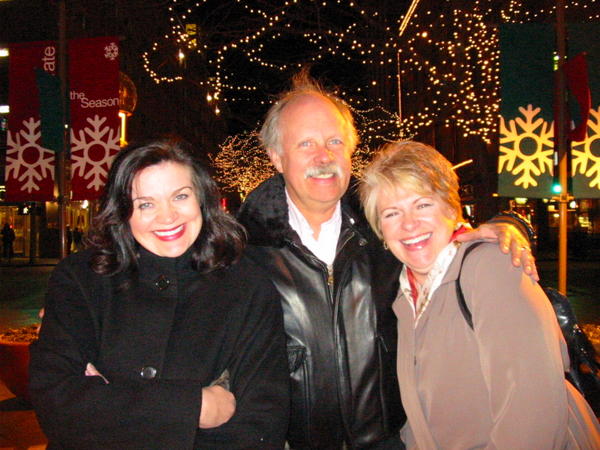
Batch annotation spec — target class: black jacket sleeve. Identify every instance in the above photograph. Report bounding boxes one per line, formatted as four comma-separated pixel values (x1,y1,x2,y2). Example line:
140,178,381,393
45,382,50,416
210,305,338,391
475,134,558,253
195,267,290,449
487,210,536,245
29,258,203,449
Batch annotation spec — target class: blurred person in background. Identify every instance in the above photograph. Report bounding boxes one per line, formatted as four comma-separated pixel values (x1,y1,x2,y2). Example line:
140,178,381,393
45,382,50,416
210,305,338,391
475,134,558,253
2,222,16,262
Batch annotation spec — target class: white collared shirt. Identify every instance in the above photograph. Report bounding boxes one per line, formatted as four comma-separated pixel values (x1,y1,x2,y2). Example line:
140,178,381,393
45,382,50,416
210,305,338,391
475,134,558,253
286,190,342,266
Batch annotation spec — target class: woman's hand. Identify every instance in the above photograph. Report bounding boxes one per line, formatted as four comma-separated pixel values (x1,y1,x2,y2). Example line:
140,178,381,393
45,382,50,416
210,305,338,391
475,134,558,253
199,385,236,428
457,223,538,280
85,362,109,384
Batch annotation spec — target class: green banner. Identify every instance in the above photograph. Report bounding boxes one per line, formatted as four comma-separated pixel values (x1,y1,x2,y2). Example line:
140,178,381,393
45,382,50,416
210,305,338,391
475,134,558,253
36,68,64,154
498,23,600,198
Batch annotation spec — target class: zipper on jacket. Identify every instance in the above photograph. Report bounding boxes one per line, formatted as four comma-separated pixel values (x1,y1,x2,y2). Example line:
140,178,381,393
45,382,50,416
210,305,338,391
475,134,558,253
319,260,333,305
287,238,336,304
287,225,360,307
330,230,355,305
330,227,364,442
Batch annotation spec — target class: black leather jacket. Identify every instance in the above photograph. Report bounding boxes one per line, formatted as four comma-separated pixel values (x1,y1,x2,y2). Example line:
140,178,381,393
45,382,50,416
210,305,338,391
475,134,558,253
238,175,405,449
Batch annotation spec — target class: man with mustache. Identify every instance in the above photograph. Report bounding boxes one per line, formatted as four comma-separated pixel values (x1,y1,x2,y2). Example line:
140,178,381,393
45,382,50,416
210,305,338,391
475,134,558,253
237,70,535,449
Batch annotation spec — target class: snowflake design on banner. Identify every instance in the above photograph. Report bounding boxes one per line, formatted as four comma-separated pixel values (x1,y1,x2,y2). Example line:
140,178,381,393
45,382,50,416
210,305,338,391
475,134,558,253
6,117,55,193
572,107,600,190
498,105,554,189
104,42,119,61
71,115,120,191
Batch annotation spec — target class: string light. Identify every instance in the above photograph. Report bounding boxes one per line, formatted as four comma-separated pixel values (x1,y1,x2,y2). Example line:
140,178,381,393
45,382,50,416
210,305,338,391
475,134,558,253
142,0,597,142
142,1,404,122
212,118,379,198
211,131,275,199
396,0,596,143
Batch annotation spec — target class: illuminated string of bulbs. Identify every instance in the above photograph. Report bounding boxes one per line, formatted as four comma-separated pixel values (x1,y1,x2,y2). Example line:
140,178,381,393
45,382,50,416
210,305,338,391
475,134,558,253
142,0,597,140
518,0,599,21
142,1,401,117
213,105,395,197
397,5,499,142
396,0,596,143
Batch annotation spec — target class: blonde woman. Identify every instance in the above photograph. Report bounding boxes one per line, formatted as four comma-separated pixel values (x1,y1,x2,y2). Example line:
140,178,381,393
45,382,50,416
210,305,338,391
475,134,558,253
359,140,600,449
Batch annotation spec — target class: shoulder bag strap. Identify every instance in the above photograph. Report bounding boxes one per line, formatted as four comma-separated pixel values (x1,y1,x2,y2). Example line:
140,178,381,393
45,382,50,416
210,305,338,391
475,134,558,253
455,242,484,330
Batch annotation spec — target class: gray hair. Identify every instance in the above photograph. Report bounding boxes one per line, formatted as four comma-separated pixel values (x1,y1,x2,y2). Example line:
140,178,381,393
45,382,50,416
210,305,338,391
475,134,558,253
259,68,359,156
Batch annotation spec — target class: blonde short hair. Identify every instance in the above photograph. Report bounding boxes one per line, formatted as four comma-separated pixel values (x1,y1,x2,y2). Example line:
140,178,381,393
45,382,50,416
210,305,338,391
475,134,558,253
359,140,464,239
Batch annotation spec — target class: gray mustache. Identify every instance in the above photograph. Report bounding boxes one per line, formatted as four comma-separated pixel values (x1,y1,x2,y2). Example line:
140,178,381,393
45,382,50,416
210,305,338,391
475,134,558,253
304,163,342,179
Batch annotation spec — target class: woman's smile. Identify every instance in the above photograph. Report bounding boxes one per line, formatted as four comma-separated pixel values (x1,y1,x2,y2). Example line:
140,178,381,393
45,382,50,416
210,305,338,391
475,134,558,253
400,232,433,248
154,224,186,241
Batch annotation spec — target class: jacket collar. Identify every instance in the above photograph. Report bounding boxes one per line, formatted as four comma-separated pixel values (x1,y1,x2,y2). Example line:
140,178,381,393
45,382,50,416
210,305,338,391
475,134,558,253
136,244,197,276
237,173,369,247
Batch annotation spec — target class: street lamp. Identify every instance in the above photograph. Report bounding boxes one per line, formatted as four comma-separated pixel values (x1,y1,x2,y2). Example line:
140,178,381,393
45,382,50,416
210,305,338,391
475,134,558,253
118,71,137,146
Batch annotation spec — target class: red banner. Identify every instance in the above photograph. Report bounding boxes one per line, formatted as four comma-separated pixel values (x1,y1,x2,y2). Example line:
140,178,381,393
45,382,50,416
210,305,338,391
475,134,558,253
5,41,57,201
69,37,120,200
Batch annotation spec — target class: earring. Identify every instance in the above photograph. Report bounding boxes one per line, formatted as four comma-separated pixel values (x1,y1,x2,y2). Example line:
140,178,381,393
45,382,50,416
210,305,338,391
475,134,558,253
383,241,388,250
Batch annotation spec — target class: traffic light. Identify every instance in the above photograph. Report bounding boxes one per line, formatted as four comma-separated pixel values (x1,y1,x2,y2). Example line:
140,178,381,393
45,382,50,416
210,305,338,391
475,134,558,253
551,176,562,194
551,152,572,196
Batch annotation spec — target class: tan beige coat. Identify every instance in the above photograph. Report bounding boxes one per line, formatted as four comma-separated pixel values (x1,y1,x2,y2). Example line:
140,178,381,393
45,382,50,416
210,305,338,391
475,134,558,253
394,241,600,449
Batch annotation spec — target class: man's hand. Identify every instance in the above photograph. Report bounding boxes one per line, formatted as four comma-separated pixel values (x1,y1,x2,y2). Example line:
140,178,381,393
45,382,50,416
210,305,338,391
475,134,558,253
199,385,236,428
457,223,538,280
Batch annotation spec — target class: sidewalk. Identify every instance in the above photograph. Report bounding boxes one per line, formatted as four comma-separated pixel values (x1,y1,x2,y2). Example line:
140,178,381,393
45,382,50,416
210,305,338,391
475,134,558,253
0,258,57,333
0,258,54,448
0,380,47,450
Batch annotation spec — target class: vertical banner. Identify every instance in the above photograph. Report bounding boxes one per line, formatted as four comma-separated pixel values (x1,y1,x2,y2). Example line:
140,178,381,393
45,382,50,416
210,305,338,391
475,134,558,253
37,68,64,154
5,41,57,201
569,23,600,198
498,24,600,198
69,36,120,201
498,24,555,198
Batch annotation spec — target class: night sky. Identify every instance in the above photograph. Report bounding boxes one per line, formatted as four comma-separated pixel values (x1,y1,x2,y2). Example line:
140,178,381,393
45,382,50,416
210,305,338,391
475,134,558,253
0,0,410,156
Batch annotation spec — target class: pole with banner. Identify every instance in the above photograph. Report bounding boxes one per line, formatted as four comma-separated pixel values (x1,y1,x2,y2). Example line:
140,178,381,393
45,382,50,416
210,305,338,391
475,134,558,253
68,36,120,201
57,0,69,259
555,0,568,294
6,11,120,258
5,41,57,202
498,20,598,295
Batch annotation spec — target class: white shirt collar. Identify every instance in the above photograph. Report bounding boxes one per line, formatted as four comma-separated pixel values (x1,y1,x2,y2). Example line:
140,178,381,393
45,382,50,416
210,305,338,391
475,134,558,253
286,189,342,266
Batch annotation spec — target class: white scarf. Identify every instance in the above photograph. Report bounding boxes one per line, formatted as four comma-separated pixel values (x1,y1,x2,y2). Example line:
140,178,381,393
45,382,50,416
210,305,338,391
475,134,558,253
398,240,463,327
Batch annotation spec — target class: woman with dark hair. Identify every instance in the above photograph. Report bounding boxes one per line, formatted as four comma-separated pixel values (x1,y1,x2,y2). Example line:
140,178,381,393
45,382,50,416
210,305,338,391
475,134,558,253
29,138,289,449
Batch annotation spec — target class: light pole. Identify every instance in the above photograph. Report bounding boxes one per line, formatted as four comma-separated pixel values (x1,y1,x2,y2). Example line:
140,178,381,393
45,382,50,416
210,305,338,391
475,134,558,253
56,0,69,259
555,0,568,294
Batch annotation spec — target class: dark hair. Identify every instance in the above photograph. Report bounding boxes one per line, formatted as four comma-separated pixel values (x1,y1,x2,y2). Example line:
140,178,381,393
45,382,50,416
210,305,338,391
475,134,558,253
88,138,246,275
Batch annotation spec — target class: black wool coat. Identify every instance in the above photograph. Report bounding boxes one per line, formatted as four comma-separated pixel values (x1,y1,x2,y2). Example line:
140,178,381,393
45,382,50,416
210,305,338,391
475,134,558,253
29,246,290,449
